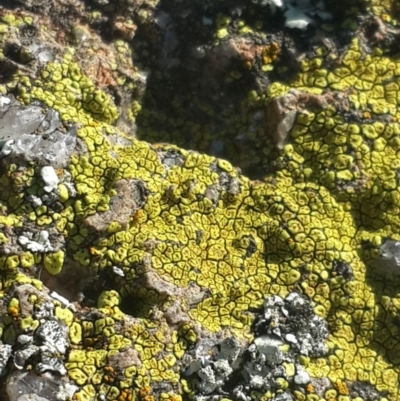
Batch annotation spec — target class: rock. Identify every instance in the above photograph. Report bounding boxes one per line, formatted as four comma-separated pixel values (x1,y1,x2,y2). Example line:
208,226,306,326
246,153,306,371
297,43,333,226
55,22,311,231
294,364,310,385
6,370,78,401
0,99,76,167
35,320,68,355
253,335,283,366
273,392,294,401
372,239,400,277
18,231,53,253
0,343,12,376
40,166,59,193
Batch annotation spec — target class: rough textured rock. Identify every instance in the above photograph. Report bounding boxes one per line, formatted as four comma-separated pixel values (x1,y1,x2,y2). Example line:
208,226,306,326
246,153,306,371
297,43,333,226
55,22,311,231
0,1,399,401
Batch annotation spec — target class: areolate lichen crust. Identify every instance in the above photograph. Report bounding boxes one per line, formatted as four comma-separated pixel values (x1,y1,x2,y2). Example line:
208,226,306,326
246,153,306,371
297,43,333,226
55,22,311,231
0,1,400,401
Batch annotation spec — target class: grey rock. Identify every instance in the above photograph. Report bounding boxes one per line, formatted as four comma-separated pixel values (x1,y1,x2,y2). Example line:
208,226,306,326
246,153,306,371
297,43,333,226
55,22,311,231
372,239,400,277
17,334,33,346
213,359,232,379
217,337,242,366
14,345,39,370
0,102,44,144
255,292,328,357
0,98,76,167
18,230,53,253
36,354,66,376
197,365,217,394
294,364,311,385
26,195,43,207
280,0,333,30
6,371,62,401
253,336,283,366
35,320,68,354
183,291,329,400
0,343,13,376
33,301,55,320
273,392,294,401
40,166,59,193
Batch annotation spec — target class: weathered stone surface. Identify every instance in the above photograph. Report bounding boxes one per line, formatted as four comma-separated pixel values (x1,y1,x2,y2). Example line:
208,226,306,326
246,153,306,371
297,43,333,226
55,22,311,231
0,1,400,401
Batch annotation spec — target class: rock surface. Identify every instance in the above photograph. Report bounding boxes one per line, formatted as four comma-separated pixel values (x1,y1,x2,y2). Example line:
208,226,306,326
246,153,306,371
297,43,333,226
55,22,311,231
0,1,399,401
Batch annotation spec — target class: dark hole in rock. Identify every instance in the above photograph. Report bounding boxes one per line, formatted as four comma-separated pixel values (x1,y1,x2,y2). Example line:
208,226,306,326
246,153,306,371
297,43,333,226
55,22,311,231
81,269,117,308
119,294,158,319
119,295,145,317
4,42,21,62
0,59,18,83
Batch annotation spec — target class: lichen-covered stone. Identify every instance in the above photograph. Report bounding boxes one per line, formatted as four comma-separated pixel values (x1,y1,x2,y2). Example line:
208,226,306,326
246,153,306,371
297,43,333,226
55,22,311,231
0,1,400,401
